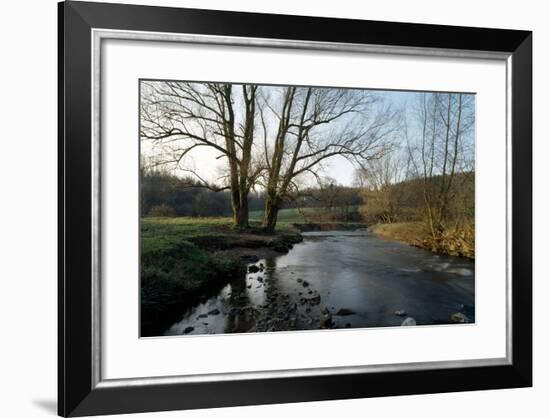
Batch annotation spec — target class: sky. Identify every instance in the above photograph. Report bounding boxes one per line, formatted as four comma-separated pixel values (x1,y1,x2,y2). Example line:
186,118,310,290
140,84,473,188
322,90,410,184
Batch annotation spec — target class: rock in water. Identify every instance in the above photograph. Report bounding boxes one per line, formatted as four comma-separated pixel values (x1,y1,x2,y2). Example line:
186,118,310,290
401,317,417,326
320,305,330,315
320,314,333,329
308,294,321,305
183,326,194,334
248,265,260,273
335,308,356,316
450,312,469,323
208,309,220,315
394,310,407,317
302,280,310,287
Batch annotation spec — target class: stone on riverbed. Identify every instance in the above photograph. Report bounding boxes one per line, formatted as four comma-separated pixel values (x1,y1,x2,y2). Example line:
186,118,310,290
208,309,220,315
248,265,261,273
196,313,208,319
394,310,407,317
320,314,333,329
401,317,417,326
302,280,310,287
335,308,356,316
450,312,469,323
308,294,321,305
183,326,194,334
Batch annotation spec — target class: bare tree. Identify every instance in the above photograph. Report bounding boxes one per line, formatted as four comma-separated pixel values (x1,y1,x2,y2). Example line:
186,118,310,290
140,81,261,228
357,149,409,223
258,86,397,232
406,92,475,243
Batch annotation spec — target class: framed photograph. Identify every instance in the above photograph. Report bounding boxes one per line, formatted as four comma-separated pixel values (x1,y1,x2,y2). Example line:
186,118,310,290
58,1,532,416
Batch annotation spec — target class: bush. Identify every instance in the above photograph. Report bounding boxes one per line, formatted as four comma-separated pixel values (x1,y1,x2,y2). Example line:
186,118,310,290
431,220,475,259
148,204,176,217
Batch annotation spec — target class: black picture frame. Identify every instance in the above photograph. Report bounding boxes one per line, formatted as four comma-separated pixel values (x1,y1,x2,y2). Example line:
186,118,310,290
58,1,532,416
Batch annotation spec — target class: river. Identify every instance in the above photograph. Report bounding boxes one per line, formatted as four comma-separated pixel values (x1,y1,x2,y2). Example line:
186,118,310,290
163,230,475,336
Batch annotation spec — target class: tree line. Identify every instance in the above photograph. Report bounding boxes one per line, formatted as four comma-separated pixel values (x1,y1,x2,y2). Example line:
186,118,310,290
141,168,362,221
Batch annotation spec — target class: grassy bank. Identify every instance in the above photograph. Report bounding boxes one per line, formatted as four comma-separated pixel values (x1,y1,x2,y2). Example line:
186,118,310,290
140,217,302,336
249,207,303,222
370,222,475,259
249,206,360,223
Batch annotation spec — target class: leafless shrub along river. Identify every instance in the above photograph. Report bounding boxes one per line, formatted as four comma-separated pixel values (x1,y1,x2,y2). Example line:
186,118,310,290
164,230,475,336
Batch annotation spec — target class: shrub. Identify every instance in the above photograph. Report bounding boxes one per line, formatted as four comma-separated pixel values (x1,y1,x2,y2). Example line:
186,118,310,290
148,204,176,217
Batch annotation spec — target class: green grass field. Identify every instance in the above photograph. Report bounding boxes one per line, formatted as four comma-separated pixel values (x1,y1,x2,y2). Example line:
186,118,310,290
141,217,234,255
141,216,298,256
249,206,360,223
249,207,304,222
142,205,362,258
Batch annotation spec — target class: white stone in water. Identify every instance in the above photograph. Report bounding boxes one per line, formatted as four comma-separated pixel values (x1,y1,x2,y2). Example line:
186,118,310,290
401,317,417,326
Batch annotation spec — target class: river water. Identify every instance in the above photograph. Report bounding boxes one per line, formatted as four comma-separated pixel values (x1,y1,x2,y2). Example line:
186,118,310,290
164,230,475,336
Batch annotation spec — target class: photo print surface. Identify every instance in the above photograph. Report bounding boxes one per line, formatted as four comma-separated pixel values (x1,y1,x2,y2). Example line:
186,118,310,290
139,80,475,337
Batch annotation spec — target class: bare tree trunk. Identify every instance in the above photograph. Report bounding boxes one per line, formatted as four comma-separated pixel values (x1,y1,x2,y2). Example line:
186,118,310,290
263,196,280,233
262,87,296,233
235,197,249,229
